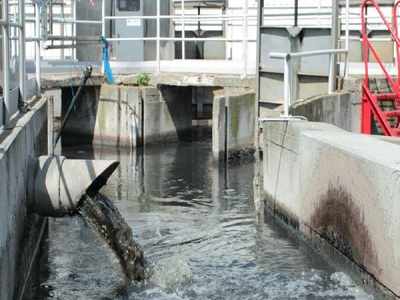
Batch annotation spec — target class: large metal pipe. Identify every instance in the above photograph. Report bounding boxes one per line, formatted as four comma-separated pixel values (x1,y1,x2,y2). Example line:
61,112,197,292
30,156,119,217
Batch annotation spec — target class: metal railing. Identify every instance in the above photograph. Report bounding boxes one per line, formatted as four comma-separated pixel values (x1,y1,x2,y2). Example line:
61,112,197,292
270,49,348,117
0,0,43,128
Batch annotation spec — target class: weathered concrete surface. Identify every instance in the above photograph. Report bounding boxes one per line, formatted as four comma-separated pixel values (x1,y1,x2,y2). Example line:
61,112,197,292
143,85,192,144
262,120,400,298
94,85,143,147
0,97,47,299
62,83,193,147
291,92,361,133
60,84,142,147
118,72,255,89
42,72,104,90
42,72,255,91
213,92,256,160
212,96,226,160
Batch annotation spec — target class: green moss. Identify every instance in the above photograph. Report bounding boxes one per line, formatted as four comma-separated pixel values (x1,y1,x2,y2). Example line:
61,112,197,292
136,73,150,86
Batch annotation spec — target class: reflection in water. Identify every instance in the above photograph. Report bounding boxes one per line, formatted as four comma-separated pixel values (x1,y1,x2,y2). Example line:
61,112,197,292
37,132,373,299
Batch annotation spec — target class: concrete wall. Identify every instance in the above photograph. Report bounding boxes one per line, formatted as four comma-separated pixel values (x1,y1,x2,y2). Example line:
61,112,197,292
262,120,400,298
0,98,48,299
143,85,192,144
95,85,143,147
61,83,193,147
213,92,256,160
291,92,361,133
61,84,142,147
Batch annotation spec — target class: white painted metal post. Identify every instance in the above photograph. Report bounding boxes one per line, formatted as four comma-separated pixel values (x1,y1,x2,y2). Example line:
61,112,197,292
242,0,248,78
328,53,335,94
283,55,291,117
344,0,350,78
35,1,41,94
3,0,10,123
156,0,160,73
101,0,106,73
101,0,105,37
70,0,75,60
329,0,339,94
47,96,54,156
181,0,185,60
18,0,25,102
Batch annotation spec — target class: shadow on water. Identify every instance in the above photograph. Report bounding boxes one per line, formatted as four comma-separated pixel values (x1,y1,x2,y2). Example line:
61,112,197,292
36,127,373,300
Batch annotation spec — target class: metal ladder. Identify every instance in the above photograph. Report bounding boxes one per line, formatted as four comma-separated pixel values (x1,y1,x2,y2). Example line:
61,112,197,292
361,0,400,136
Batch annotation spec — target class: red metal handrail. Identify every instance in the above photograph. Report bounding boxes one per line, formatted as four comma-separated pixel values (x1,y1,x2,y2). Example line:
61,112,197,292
393,0,400,85
361,0,400,135
361,0,400,95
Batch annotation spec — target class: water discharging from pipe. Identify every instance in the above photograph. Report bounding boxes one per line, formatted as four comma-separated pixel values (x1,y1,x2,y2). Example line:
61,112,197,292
77,193,146,282
37,128,375,299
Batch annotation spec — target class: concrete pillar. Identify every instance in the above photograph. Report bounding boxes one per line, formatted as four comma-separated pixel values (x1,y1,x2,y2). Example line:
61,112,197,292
212,92,256,161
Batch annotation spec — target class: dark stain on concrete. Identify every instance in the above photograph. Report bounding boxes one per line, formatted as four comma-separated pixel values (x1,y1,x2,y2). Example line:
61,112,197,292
263,191,300,231
310,185,380,275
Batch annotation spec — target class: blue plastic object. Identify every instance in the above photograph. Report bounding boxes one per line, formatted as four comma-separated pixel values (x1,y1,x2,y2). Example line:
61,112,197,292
101,37,114,84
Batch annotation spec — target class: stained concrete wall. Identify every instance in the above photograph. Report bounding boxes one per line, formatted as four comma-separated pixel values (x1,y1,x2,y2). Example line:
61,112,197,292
290,92,361,133
213,92,256,160
61,83,192,147
61,84,142,147
0,98,47,299
262,120,400,298
143,85,192,144
94,85,143,147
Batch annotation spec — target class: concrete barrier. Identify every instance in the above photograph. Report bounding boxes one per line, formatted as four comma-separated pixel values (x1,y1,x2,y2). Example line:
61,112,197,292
262,119,400,298
94,84,143,147
61,83,193,147
143,85,192,144
290,92,360,133
212,92,256,160
0,97,47,299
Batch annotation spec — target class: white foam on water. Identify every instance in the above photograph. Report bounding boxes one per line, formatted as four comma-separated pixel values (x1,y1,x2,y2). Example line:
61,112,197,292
150,255,193,292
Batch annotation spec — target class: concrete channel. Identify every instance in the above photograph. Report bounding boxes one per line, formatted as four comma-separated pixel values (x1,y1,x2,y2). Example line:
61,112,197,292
5,0,400,299
2,70,400,298
0,73,258,298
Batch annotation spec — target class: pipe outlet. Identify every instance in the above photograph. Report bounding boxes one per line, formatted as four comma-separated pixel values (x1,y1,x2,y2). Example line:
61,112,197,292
32,155,119,217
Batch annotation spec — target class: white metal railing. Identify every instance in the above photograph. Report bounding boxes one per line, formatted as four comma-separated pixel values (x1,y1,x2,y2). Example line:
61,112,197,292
270,49,348,117
0,0,43,129
28,0,394,77
34,0,361,76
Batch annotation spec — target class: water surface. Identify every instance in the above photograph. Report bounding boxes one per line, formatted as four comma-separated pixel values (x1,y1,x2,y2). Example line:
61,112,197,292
37,132,373,299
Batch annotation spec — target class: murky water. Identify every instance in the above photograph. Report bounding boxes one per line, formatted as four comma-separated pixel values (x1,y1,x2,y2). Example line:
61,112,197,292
37,129,373,299
78,194,145,282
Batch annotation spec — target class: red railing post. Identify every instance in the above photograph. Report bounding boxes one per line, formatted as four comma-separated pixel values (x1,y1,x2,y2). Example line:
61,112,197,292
361,0,372,133
393,0,400,85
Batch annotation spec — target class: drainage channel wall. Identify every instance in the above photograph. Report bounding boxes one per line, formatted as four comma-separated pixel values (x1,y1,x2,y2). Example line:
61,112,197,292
0,98,48,299
56,83,256,159
290,92,360,132
212,92,256,161
262,120,400,298
59,84,192,147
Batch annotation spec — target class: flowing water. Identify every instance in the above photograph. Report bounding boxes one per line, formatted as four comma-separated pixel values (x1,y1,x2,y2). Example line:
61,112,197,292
78,194,145,282
36,129,374,300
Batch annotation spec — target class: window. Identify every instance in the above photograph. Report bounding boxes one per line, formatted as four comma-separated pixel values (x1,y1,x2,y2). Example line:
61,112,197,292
118,0,140,12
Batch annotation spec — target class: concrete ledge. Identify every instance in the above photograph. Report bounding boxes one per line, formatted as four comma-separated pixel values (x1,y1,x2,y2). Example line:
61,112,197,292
262,120,400,298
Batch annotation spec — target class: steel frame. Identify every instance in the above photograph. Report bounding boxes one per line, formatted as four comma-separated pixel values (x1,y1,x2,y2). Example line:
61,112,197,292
361,0,400,136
